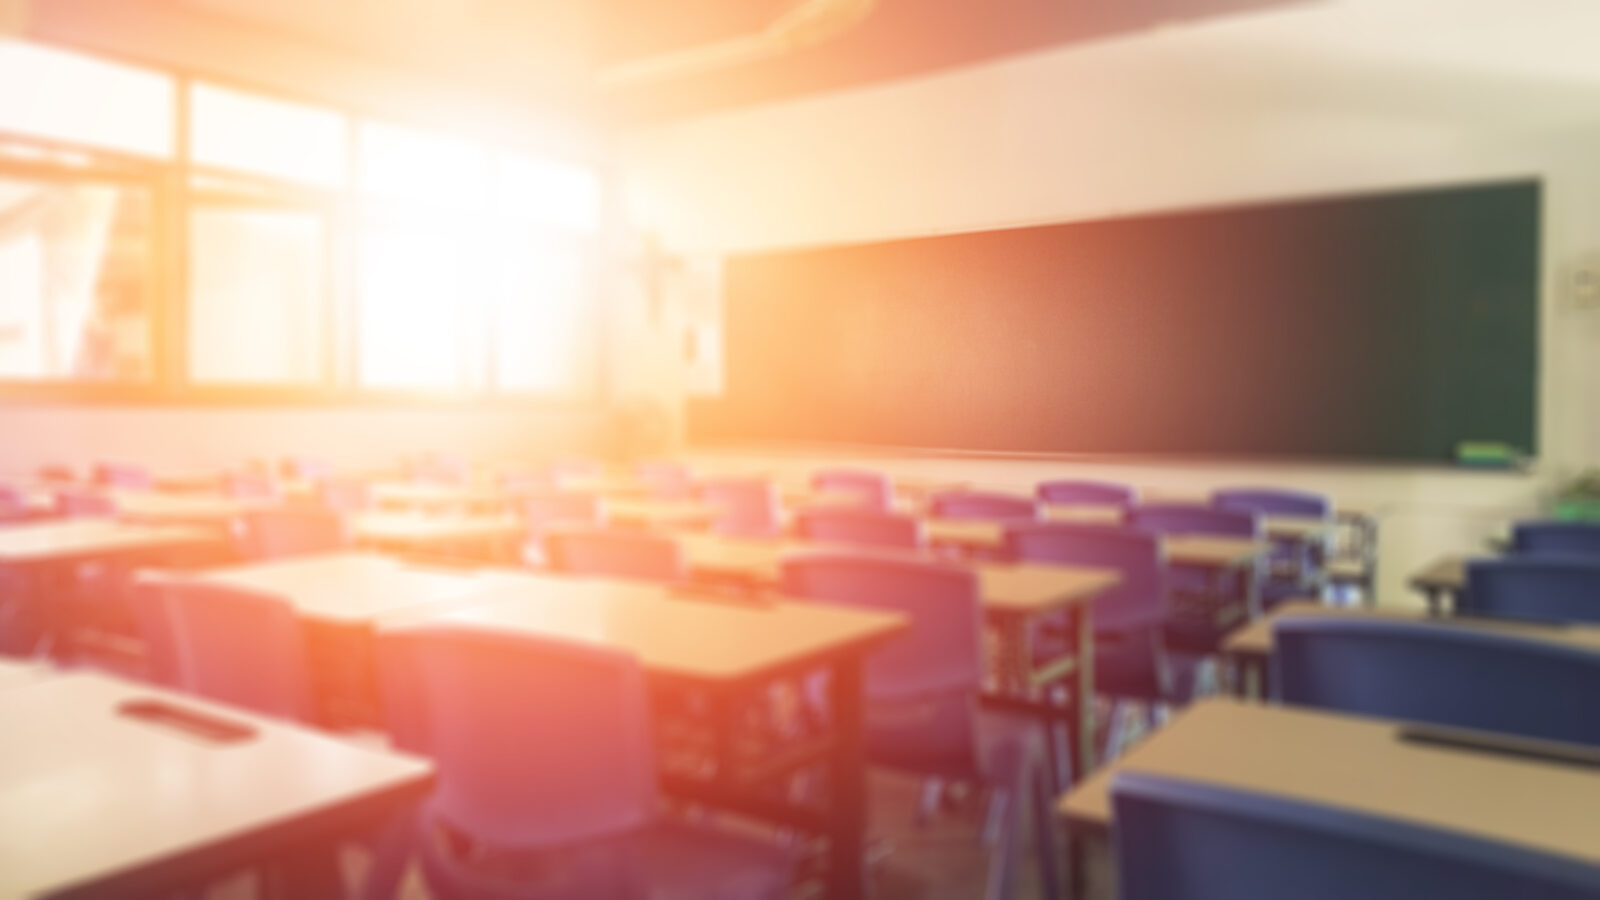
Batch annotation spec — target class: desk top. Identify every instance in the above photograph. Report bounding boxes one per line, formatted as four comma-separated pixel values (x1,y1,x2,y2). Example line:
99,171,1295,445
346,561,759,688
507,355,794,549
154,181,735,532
1410,555,1469,593
190,552,495,624
0,658,57,691
1221,601,1600,660
112,491,277,524
350,512,522,545
605,498,715,529
674,534,1120,615
369,481,505,507
923,519,1265,569
1057,697,1600,867
0,673,432,900
385,573,908,683
0,520,217,565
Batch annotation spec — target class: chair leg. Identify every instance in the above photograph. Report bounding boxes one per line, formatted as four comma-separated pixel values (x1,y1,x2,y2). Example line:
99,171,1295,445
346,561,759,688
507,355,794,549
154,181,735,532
983,786,1019,900
1029,755,1063,900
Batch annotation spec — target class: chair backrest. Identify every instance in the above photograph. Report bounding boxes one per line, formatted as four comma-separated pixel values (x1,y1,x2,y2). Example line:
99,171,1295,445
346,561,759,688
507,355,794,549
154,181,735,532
1003,523,1164,632
1113,772,1600,900
0,484,27,519
781,553,981,699
544,528,685,582
239,508,348,560
521,491,605,530
315,477,372,513
36,464,76,484
1128,503,1260,538
635,461,696,499
811,468,893,510
55,488,115,518
1510,521,1600,556
92,461,150,489
1463,556,1600,624
156,579,312,720
927,489,1039,522
1273,617,1600,747
797,508,923,550
1036,479,1137,508
1212,487,1330,519
377,626,656,846
223,470,278,500
699,477,783,537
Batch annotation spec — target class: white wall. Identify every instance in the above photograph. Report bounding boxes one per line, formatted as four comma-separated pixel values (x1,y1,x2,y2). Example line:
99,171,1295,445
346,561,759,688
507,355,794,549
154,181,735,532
622,14,1600,605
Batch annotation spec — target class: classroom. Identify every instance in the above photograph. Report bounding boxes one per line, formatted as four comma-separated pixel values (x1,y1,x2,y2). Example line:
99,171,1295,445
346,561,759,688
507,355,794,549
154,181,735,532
2,1,1598,898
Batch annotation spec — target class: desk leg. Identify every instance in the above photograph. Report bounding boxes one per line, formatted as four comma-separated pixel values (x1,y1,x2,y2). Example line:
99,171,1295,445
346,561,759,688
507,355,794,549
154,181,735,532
1424,588,1443,616
1073,604,1095,779
826,656,868,900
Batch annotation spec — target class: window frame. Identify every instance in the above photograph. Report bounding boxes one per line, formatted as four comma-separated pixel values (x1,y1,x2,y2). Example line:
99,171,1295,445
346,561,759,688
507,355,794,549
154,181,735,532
0,43,609,409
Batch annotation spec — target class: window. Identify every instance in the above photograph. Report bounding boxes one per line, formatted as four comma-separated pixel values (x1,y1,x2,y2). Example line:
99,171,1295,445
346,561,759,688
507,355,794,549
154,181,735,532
357,212,487,390
0,40,173,158
358,121,487,209
497,152,602,233
187,206,328,384
492,231,596,393
190,83,346,187
0,175,154,381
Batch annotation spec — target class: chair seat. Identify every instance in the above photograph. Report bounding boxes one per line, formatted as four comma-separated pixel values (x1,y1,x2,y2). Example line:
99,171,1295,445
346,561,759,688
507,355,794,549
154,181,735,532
417,814,792,900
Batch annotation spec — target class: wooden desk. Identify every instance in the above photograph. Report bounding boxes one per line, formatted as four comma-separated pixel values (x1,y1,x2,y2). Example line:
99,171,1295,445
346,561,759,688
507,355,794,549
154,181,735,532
605,497,715,530
111,490,277,528
369,480,506,512
389,574,906,900
191,552,493,625
350,511,522,555
1409,554,1469,613
1220,599,1600,698
1058,698,1600,877
671,532,1119,783
0,672,432,900
0,519,217,566
0,657,56,690
922,518,1268,570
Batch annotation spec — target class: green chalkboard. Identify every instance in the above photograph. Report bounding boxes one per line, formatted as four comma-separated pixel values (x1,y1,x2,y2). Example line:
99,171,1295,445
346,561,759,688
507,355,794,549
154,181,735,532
692,180,1540,461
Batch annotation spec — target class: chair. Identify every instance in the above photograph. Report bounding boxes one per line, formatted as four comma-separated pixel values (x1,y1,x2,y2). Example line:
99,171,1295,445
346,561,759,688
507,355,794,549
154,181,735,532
1003,523,1175,732
811,468,893,511
780,553,1060,900
519,492,606,567
1273,617,1600,747
149,577,313,721
222,470,278,500
238,508,348,560
1462,556,1600,624
1112,771,1600,900
635,461,696,499
699,478,784,538
373,626,793,900
1035,479,1137,508
1128,504,1261,661
92,461,151,489
0,484,37,522
316,478,373,513
545,528,685,582
281,455,334,482
927,490,1038,522
796,507,923,550
1212,487,1331,609
1509,521,1600,556
54,489,116,518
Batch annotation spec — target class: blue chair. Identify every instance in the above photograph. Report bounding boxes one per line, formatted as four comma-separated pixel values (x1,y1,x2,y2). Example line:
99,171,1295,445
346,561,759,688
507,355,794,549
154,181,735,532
780,553,1060,900
1112,771,1600,900
1213,487,1331,609
373,626,793,900
238,508,348,560
1463,556,1600,624
928,490,1039,521
92,461,151,489
796,508,923,550
1128,504,1261,658
1273,617,1600,747
545,528,685,582
1035,479,1137,508
699,478,784,538
153,578,313,721
812,468,893,511
1510,521,1600,556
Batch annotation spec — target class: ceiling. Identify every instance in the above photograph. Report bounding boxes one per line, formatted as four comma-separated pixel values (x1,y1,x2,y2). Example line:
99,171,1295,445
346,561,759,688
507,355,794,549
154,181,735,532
154,0,1308,123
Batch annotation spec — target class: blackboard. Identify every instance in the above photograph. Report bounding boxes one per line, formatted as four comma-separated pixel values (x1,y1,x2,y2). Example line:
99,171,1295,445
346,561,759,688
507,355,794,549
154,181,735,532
690,180,1540,461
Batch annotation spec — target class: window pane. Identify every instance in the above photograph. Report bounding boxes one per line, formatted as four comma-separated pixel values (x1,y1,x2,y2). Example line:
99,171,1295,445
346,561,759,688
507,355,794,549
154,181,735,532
493,232,594,393
0,176,154,380
497,153,601,232
358,121,487,209
188,207,326,384
191,83,346,187
0,40,174,158
357,215,486,390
